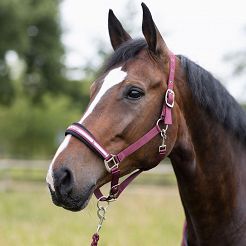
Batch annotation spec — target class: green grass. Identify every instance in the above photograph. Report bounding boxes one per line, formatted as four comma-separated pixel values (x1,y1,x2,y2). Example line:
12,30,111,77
0,167,46,182
0,182,184,246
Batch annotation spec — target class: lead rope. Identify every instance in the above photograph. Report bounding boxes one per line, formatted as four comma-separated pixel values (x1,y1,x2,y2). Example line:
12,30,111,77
91,233,99,246
90,200,110,246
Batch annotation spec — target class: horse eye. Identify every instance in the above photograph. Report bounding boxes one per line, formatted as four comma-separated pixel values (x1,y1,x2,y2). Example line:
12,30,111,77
126,88,144,100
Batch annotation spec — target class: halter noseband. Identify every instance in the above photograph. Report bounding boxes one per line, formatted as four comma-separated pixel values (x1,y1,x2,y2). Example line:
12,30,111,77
65,51,176,202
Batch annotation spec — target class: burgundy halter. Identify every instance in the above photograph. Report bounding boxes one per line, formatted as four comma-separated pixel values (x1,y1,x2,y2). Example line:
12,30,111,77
65,51,176,202
65,51,176,245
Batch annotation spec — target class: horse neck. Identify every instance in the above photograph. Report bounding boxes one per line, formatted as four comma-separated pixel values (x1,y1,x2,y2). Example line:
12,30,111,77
170,73,246,245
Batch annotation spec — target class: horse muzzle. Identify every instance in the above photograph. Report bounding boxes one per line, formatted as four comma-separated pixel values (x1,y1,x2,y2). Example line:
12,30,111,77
47,166,95,211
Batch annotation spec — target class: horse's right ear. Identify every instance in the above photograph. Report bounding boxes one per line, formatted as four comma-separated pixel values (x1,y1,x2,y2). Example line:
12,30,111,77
108,9,132,50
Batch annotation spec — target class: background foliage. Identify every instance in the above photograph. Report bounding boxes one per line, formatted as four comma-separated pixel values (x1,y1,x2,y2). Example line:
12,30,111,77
0,0,91,158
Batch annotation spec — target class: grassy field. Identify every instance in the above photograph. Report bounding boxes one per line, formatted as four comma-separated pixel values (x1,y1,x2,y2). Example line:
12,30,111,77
0,172,184,246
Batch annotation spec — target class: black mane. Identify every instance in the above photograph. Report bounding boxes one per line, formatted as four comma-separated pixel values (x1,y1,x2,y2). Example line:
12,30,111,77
178,55,246,143
103,38,147,72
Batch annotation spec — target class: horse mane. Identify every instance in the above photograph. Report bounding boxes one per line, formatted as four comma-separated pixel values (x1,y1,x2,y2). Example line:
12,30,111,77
178,55,246,143
103,38,147,72
103,38,246,143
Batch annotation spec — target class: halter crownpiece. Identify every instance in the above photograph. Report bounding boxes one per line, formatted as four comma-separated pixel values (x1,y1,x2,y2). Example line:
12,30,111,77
65,51,176,245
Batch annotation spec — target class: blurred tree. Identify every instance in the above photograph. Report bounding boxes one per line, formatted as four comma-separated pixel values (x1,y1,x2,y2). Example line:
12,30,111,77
0,0,90,158
225,26,246,97
23,0,65,102
0,0,74,104
228,50,246,77
226,24,246,76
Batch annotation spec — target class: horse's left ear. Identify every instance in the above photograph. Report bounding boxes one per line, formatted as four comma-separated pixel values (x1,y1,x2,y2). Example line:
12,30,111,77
141,3,168,58
108,9,132,50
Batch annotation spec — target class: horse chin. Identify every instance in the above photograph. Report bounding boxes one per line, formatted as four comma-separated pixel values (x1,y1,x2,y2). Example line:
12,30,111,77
48,185,95,212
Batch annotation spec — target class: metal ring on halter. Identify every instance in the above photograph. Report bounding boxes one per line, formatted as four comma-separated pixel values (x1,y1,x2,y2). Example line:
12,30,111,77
156,118,169,132
97,195,107,202
97,199,110,210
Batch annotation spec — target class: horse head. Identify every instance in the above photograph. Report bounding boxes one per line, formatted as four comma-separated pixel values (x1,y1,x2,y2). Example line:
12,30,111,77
46,3,180,211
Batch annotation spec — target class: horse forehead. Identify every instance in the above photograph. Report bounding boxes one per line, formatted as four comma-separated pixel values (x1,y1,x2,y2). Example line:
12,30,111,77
122,68,163,88
80,67,127,123
104,67,127,85
124,57,164,81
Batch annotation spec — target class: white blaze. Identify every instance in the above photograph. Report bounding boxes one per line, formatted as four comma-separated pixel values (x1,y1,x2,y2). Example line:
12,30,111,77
46,67,126,191
80,67,127,122
46,135,71,191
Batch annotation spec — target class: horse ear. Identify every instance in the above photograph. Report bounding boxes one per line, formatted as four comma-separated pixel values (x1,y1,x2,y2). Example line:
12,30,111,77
141,3,168,57
108,9,132,50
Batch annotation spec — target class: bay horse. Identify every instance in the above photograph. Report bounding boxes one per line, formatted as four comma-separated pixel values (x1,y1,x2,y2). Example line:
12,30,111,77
46,3,246,245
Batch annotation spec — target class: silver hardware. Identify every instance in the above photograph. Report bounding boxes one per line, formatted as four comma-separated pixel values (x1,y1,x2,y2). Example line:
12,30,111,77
159,127,168,154
96,200,110,233
108,183,120,200
165,89,175,108
160,127,168,138
96,206,106,233
97,199,110,210
159,145,166,153
111,184,119,189
156,118,169,132
156,118,169,154
104,155,119,172
97,196,107,202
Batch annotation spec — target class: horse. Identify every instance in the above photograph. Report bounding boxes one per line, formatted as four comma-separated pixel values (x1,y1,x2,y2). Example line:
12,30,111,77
46,3,246,245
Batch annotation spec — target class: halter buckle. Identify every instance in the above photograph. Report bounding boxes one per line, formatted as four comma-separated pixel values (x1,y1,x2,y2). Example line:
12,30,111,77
165,89,175,108
104,155,119,173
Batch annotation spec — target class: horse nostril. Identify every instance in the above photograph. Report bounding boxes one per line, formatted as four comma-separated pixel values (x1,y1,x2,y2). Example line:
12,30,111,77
54,167,74,195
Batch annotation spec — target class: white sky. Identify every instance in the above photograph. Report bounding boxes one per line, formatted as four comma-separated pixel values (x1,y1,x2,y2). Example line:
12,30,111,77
60,0,246,102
